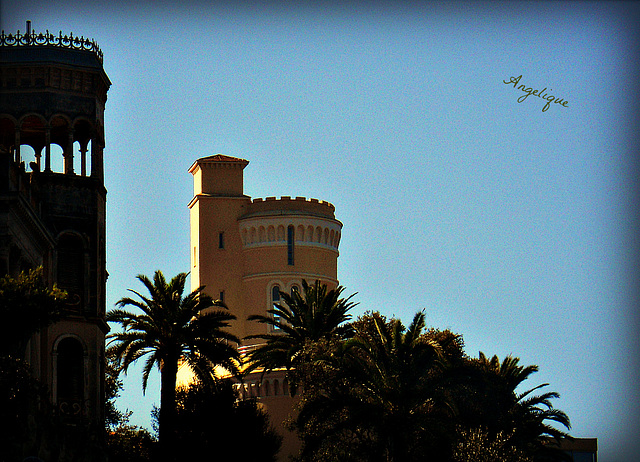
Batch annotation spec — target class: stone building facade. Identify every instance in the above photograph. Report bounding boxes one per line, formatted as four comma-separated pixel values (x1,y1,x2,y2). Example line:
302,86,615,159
0,23,110,438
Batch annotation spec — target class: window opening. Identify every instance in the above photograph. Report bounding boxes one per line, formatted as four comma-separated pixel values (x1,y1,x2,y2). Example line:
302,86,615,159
287,225,295,265
271,285,282,331
57,337,84,417
57,234,84,308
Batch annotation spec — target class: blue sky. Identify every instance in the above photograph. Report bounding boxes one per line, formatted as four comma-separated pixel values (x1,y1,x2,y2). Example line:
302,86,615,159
3,1,639,460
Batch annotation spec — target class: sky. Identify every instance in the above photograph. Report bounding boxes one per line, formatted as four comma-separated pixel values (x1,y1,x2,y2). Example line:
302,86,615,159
2,1,639,460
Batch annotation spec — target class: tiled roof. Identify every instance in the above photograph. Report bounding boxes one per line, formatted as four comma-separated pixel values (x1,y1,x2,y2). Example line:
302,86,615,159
197,154,248,163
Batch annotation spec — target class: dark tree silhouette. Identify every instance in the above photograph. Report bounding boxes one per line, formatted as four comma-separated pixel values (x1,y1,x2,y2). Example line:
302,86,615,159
295,311,456,462
160,380,282,462
107,270,241,459
0,267,66,357
458,353,572,461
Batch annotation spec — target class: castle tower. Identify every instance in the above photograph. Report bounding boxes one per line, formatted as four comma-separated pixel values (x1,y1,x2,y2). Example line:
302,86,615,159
0,22,110,433
188,155,342,340
188,154,342,459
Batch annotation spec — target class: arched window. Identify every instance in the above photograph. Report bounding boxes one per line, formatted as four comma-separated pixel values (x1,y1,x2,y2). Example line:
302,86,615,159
49,143,65,173
287,225,295,265
283,378,289,396
264,381,270,397
272,285,281,305
273,379,280,396
57,234,84,308
271,285,282,332
57,337,84,416
20,144,38,171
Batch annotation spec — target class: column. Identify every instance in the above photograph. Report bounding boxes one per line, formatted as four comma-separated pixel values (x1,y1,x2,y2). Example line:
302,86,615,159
44,126,51,172
14,128,20,164
80,144,87,177
64,129,74,174
35,147,42,170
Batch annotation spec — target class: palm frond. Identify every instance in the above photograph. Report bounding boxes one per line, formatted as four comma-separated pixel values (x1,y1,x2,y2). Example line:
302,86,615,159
107,269,242,440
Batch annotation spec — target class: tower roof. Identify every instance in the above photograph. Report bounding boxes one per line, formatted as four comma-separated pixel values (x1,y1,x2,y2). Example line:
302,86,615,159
188,155,249,173
198,154,248,163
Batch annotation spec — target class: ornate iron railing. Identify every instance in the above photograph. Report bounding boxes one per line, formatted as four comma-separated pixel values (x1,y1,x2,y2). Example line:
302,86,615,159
0,27,103,64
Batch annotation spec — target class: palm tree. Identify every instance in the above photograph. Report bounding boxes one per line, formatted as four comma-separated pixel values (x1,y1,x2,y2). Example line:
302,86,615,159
351,311,452,461
473,353,571,461
106,270,241,458
245,279,357,392
295,311,453,462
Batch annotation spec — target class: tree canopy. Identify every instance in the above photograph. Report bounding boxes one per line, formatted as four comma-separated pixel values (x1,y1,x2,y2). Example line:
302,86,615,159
164,380,282,462
0,267,67,357
107,270,241,460
243,283,572,462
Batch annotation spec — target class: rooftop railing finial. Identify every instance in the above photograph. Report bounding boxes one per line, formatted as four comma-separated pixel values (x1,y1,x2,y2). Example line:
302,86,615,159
0,22,104,64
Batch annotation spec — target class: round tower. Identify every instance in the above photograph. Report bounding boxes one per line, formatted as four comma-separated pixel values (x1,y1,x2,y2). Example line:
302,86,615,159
0,22,110,432
188,155,342,460
239,196,341,340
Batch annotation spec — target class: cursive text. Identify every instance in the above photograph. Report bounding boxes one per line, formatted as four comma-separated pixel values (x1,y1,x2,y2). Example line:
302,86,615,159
503,75,568,112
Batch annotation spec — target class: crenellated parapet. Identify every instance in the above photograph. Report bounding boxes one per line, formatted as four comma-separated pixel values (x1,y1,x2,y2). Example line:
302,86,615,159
239,196,342,251
245,196,335,218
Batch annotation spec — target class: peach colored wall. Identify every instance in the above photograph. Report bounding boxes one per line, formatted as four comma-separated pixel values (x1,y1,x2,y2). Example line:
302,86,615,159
190,157,342,344
189,156,342,461
190,195,250,336
241,246,337,277
240,370,302,459
189,157,247,196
